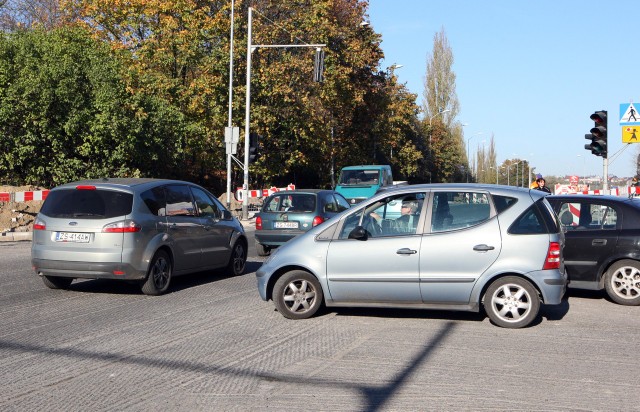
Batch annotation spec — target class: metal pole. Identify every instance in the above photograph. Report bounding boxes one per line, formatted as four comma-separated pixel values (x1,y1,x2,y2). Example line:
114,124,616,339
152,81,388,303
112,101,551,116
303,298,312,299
225,0,235,209
604,157,609,192
242,7,253,220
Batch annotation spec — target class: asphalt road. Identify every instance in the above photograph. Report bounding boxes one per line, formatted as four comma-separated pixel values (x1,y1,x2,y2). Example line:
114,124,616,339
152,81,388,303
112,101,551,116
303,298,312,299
2,230,640,411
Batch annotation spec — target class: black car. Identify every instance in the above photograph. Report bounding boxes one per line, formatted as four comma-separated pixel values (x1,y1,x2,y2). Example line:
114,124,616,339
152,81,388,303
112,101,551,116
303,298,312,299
254,189,350,256
547,194,640,305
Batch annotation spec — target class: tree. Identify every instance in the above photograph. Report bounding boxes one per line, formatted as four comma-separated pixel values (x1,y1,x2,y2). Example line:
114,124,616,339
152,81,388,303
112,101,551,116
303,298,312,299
0,0,65,31
421,27,463,182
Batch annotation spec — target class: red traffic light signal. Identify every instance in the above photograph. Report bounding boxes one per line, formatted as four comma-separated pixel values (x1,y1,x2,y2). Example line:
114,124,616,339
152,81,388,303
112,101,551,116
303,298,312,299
585,110,607,158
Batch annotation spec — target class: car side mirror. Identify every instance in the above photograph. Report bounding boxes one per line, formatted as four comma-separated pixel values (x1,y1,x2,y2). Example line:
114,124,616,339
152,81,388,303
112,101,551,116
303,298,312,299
221,210,233,220
348,225,368,240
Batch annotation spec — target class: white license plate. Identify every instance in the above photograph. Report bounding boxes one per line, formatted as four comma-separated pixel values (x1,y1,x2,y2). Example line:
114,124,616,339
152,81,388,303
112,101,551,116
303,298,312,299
274,221,298,229
55,232,91,243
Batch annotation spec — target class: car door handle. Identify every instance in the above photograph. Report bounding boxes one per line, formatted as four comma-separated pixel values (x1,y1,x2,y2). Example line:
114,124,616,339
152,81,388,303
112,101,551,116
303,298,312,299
396,248,417,255
592,239,607,246
473,244,495,252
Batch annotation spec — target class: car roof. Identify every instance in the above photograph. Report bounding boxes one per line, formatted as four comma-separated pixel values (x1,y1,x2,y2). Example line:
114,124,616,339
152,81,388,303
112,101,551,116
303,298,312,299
374,183,542,197
51,178,200,192
548,194,640,206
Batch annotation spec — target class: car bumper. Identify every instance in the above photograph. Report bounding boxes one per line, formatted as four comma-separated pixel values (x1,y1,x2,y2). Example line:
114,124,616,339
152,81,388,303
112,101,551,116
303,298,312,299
535,269,567,305
255,231,305,246
32,258,147,281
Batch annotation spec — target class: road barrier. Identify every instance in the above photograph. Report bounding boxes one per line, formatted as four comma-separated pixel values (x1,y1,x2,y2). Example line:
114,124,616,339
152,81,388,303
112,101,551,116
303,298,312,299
0,190,49,202
235,184,295,202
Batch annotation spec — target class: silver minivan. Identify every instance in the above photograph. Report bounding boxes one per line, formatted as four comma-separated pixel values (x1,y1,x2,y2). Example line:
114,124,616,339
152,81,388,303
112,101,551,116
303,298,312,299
32,178,247,295
257,184,566,328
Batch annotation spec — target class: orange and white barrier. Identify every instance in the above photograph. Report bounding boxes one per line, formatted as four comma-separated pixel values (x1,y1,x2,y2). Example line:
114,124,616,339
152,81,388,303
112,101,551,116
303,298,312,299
235,184,295,202
0,190,49,203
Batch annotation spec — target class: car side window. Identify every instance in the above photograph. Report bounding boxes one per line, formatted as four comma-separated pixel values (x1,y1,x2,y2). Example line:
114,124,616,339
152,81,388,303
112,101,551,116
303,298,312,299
557,202,617,231
190,187,221,219
323,194,338,212
165,185,197,217
141,186,167,216
431,191,490,233
334,194,350,212
509,204,548,234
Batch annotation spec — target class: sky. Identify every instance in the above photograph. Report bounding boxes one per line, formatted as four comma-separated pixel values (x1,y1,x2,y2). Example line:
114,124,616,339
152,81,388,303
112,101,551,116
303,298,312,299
367,0,639,180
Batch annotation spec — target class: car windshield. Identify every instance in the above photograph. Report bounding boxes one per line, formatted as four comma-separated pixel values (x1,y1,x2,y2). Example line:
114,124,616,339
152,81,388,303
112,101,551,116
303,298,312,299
338,169,380,185
263,193,316,213
40,188,133,219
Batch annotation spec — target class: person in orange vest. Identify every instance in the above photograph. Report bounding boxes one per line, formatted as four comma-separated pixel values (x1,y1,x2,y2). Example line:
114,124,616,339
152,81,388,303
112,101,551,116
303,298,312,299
530,173,542,189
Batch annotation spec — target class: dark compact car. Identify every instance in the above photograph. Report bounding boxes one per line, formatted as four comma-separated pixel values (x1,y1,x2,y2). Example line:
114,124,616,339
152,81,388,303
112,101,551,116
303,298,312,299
254,189,351,256
547,194,640,305
31,178,247,295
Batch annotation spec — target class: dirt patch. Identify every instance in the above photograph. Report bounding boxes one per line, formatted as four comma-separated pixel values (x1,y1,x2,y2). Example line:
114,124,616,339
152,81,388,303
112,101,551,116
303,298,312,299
0,186,47,233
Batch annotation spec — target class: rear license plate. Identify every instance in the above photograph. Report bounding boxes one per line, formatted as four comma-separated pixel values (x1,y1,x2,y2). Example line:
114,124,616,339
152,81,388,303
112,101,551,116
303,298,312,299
274,221,298,229
55,232,91,243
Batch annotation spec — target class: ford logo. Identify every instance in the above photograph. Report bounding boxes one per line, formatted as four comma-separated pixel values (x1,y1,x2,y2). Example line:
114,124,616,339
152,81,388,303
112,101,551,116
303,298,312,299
68,222,78,226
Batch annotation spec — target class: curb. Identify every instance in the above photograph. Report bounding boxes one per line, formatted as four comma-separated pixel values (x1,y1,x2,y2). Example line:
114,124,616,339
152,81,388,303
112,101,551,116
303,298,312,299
0,232,32,242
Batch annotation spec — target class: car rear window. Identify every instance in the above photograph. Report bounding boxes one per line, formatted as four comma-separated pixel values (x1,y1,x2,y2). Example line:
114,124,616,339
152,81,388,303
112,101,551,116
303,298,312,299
508,199,558,235
263,193,316,213
40,188,133,219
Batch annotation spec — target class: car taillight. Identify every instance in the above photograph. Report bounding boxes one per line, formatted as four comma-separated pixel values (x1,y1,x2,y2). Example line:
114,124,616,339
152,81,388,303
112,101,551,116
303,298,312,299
102,220,141,233
255,216,262,230
76,185,96,190
33,218,46,230
543,241,561,270
312,216,324,227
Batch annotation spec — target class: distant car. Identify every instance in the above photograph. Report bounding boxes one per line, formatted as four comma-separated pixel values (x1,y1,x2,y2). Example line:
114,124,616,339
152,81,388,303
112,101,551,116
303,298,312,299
254,189,350,256
547,194,640,305
257,184,567,328
31,178,247,295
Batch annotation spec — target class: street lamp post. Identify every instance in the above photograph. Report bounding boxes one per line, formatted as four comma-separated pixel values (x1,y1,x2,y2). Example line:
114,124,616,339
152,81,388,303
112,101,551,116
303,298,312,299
429,109,451,126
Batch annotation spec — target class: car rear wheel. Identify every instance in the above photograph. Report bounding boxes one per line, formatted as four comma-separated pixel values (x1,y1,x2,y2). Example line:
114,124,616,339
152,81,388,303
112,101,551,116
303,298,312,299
42,275,73,290
604,260,640,305
256,241,270,257
484,276,540,328
273,270,323,320
227,241,247,276
141,250,172,296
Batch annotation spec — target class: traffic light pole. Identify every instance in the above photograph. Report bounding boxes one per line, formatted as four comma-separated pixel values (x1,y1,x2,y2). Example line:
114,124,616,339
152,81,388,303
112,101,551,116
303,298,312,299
241,7,326,220
603,158,609,191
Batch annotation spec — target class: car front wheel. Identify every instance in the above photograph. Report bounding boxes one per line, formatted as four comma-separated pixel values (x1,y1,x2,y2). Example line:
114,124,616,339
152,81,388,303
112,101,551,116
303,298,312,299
604,260,640,305
141,250,172,296
484,276,540,328
273,270,323,320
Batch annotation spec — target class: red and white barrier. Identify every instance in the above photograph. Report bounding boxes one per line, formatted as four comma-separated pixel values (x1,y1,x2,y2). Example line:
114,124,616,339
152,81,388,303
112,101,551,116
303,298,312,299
0,190,49,203
235,184,295,202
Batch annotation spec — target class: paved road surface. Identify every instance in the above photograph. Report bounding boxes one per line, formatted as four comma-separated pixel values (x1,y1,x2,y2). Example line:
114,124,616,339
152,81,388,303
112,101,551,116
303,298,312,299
1,237,640,411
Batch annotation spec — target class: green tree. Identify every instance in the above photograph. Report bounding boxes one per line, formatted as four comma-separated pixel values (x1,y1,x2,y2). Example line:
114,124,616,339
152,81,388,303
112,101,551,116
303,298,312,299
421,27,464,182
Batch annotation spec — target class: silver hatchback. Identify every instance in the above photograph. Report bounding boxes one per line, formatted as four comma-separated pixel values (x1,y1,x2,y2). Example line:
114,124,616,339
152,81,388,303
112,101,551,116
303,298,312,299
31,178,247,295
257,184,566,328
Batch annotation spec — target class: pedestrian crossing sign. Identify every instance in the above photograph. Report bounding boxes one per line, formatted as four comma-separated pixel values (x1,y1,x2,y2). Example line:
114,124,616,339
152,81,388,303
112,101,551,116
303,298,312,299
622,126,639,143
620,103,640,125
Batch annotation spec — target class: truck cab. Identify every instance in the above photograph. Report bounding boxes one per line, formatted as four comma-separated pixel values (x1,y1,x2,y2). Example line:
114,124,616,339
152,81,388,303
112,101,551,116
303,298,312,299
335,165,394,205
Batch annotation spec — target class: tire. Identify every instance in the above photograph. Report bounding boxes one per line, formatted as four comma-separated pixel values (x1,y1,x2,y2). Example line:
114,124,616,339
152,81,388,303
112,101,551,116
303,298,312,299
604,260,640,305
273,270,324,320
141,250,172,296
42,275,73,289
256,241,270,257
227,241,247,276
484,276,540,329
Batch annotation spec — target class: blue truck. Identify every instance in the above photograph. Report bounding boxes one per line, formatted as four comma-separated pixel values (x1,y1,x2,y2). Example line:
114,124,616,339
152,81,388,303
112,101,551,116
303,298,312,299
335,165,401,205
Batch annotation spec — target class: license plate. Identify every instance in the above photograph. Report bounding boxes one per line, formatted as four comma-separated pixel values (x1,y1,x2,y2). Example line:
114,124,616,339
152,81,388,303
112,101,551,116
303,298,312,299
55,232,91,243
274,221,298,229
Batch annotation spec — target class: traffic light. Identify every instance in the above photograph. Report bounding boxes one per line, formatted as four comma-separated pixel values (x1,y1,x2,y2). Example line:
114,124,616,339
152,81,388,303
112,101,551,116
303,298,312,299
584,110,607,158
248,133,261,163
